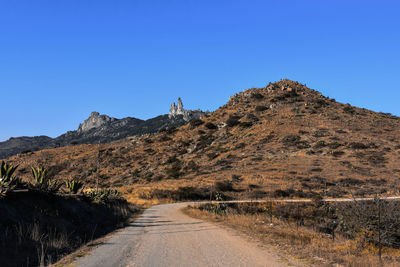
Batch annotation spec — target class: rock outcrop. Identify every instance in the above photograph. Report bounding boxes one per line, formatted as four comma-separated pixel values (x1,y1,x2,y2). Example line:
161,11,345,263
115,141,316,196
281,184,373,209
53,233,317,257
77,112,116,133
169,98,206,122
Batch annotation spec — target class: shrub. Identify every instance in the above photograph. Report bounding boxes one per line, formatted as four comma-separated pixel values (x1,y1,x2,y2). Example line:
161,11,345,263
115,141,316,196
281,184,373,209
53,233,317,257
190,119,204,128
159,126,177,134
328,142,342,149
184,160,199,171
239,121,253,128
282,134,301,146
329,150,345,157
314,99,328,108
205,122,218,130
215,180,234,192
166,162,182,179
226,115,241,127
314,140,327,148
259,133,275,144
273,188,295,197
343,105,355,114
349,142,369,149
313,129,329,137
338,177,364,186
255,105,268,112
251,93,264,100
367,151,386,166
196,134,215,150
231,174,242,182
207,152,218,160
158,135,172,142
234,143,246,149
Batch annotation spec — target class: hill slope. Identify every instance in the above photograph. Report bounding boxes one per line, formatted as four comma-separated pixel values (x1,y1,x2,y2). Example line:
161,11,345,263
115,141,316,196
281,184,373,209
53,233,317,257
6,80,400,200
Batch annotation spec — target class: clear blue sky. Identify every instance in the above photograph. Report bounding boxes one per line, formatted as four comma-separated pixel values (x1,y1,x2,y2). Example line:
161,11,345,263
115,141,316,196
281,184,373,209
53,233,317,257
1,0,399,141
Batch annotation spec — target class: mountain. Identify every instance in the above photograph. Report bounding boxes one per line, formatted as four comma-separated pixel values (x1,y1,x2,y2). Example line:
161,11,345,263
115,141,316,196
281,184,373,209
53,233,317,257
0,98,206,159
5,79,400,201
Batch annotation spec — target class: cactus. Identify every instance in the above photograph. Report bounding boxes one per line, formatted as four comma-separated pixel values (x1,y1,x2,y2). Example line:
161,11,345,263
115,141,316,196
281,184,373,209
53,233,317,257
31,167,61,193
0,161,20,196
65,179,84,194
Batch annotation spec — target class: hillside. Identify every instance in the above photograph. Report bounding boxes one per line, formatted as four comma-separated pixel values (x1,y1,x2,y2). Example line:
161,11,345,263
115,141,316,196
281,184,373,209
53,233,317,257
6,80,400,201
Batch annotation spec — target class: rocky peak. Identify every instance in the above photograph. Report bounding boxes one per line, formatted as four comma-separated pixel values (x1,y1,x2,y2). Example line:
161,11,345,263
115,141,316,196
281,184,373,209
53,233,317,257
77,111,116,133
169,97,207,122
169,97,185,118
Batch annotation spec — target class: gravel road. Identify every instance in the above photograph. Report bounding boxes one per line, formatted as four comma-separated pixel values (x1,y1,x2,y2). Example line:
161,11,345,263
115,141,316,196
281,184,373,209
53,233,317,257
74,202,292,267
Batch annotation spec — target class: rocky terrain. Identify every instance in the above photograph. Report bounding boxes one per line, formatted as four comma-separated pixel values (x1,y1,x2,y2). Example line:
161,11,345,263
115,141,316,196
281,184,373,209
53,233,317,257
6,79,400,201
0,98,206,159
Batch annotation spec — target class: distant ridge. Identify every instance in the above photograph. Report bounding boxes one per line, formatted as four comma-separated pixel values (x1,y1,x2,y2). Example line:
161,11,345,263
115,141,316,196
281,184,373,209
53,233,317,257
0,98,206,159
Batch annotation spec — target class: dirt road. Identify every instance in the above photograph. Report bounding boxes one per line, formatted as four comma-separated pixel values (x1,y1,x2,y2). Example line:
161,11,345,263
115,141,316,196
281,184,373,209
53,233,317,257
74,202,295,267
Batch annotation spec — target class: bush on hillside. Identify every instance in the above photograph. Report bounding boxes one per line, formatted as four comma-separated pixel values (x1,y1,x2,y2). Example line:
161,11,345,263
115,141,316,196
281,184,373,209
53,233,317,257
226,115,241,127
205,122,218,130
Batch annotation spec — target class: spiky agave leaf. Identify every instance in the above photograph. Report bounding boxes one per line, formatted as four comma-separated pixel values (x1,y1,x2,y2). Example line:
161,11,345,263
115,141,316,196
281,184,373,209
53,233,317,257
65,179,83,194
0,161,20,196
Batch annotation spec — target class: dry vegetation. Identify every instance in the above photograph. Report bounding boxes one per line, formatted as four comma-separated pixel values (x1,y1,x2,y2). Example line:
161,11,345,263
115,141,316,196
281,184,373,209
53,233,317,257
184,201,400,266
0,191,134,267
0,161,136,266
6,79,400,204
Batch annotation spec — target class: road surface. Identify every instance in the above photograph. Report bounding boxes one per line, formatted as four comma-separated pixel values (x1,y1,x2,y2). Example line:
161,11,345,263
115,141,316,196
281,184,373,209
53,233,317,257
74,202,294,267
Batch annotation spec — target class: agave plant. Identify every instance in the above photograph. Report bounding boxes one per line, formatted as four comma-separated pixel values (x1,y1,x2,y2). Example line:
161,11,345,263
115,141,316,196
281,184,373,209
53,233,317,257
65,179,84,194
0,161,20,196
85,188,121,202
31,167,61,193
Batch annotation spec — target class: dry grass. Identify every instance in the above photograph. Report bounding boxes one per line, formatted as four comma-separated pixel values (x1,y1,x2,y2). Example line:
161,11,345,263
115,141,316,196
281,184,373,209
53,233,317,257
6,80,400,203
0,191,135,267
184,206,400,267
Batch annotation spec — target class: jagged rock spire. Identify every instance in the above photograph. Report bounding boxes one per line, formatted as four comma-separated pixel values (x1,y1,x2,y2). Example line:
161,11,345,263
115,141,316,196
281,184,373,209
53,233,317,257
169,97,186,119
168,97,205,121
177,97,184,113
